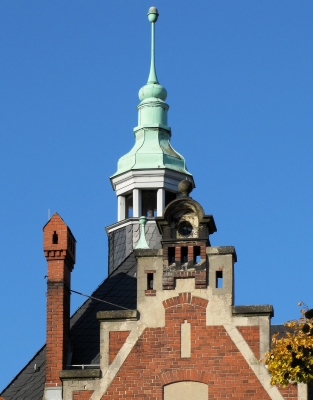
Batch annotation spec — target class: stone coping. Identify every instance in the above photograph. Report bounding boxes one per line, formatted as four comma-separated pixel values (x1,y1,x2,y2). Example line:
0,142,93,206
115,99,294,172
96,309,137,321
60,369,101,380
206,246,237,262
134,249,161,257
232,305,274,318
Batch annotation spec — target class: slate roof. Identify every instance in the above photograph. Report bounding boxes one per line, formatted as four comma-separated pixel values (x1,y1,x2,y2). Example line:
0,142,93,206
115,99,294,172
271,324,291,336
108,222,161,274
1,252,137,400
0,346,46,400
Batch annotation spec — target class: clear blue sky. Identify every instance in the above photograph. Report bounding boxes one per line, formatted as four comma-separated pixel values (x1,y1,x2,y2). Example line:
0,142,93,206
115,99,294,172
1,0,313,392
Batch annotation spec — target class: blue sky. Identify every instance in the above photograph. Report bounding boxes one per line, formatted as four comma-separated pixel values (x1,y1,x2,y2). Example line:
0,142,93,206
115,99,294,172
1,0,313,392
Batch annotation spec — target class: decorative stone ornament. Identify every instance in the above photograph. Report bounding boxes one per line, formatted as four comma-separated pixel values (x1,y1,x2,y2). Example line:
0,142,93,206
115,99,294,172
178,179,193,197
156,187,216,243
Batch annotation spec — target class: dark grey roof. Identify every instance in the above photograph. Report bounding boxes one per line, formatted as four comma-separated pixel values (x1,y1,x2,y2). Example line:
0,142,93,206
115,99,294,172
70,252,137,366
108,222,161,274
271,324,287,335
108,226,128,273
0,346,46,400
1,252,137,400
270,324,296,339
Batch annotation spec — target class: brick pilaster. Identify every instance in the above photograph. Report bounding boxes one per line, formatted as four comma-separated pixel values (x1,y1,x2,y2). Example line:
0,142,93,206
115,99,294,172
175,246,181,261
43,213,76,388
200,245,206,260
188,246,194,261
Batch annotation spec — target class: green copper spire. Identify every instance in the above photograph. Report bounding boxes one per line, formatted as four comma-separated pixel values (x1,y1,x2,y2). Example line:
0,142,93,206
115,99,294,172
111,7,192,179
147,7,158,84
139,7,167,102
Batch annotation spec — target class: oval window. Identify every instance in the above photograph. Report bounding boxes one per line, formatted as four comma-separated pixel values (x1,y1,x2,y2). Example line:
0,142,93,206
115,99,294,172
178,221,193,236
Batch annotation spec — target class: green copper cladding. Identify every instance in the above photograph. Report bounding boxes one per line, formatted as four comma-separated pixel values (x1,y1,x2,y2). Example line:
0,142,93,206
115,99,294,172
111,7,192,178
139,7,167,102
134,216,150,249
147,7,158,84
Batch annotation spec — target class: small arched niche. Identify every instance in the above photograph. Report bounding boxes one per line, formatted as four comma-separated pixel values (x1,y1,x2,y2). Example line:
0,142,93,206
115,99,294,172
164,381,208,400
164,199,205,240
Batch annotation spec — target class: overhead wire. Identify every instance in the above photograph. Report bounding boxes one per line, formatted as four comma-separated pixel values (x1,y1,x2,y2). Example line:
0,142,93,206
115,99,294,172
70,289,132,311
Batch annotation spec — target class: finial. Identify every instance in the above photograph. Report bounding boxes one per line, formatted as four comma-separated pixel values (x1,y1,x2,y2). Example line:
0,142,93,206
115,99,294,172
138,7,167,101
135,216,150,249
147,7,159,84
147,6,159,23
178,179,193,197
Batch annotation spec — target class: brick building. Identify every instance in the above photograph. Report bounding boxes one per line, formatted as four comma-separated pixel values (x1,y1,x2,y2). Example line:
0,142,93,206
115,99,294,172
1,7,311,400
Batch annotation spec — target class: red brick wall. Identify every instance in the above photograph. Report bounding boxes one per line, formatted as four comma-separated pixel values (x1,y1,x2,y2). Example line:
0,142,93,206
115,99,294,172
237,326,260,359
278,385,298,398
109,331,131,364
46,279,71,386
73,390,94,400
100,294,274,399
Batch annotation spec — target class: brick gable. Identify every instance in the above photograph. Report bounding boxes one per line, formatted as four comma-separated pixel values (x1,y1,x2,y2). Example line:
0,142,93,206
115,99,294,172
100,295,273,399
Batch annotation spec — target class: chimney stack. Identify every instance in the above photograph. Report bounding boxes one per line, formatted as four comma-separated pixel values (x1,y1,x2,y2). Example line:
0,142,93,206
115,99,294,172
43,213,76,399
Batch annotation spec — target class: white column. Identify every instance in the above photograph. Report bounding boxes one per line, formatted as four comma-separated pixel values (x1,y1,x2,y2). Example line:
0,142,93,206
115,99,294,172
133,189,142,217
117,195,126,222
157,188,165,216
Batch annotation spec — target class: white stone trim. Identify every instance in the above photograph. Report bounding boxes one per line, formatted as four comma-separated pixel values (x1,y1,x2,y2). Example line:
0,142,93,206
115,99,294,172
297,383,308,400
106,218,157,234
111,168,194,196
224,324,284,400
90,323,146,400
44,387,62,400
164,382,208,400
181,320,191,358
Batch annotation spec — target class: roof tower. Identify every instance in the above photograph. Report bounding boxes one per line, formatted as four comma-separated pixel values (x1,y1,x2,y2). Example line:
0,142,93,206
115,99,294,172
110,7,194,226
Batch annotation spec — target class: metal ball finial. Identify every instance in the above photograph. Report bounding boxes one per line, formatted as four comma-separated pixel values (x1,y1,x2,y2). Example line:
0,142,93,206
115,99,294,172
178,180,193,197
147,7,159,23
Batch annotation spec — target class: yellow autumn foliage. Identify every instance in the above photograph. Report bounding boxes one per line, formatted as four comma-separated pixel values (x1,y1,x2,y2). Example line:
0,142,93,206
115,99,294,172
264,305,313,386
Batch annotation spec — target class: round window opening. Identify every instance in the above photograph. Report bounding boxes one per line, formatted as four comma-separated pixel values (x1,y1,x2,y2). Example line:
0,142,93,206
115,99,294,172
179,221,193,236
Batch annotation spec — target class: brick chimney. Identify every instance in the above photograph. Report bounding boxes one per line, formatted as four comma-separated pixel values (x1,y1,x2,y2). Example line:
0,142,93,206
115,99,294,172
43,213,76,400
